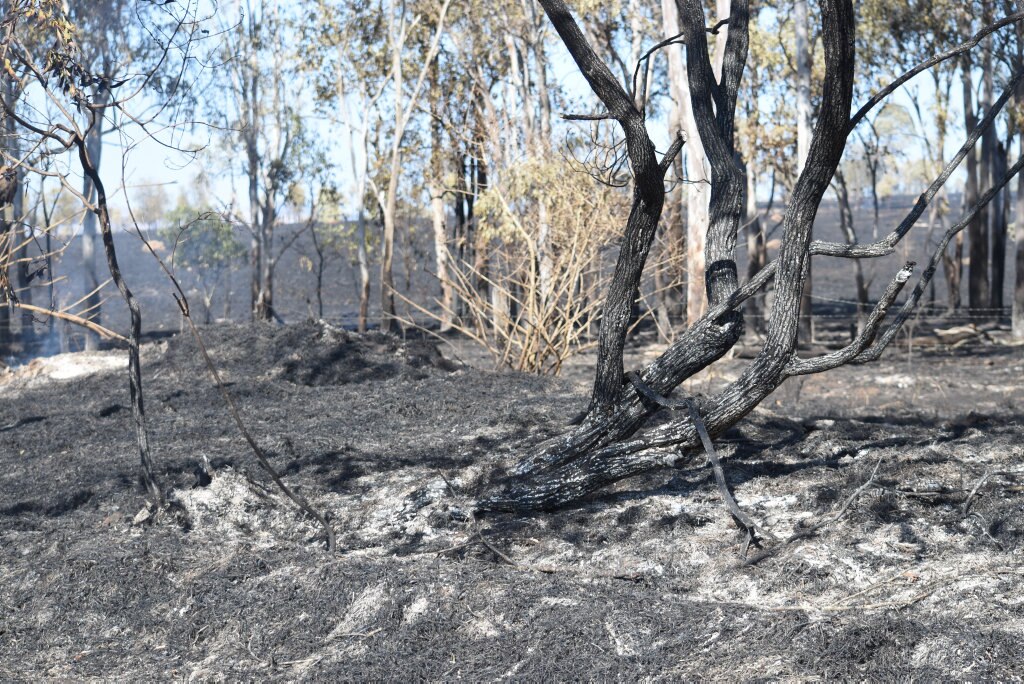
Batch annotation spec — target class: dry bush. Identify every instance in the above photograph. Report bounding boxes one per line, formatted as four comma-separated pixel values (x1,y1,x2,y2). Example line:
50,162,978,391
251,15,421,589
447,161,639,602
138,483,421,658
404,157,635,374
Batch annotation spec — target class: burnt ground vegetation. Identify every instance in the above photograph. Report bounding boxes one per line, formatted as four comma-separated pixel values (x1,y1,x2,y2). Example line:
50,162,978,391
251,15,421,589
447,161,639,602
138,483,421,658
1,320,1022,679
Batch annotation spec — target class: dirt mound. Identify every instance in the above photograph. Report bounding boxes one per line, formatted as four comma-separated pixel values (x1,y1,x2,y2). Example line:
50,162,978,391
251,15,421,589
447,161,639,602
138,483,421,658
159,320,459,386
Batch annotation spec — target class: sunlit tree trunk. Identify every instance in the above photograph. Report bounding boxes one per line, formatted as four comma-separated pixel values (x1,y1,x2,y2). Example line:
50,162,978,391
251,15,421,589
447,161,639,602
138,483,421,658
795,0,813,344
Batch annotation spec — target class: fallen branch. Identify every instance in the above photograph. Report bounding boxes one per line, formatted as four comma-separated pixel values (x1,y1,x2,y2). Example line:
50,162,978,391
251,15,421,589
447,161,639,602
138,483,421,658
176,297,337,552
626,371,776,552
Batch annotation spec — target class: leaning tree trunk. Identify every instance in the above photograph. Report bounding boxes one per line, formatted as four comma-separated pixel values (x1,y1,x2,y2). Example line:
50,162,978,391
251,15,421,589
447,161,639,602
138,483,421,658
79,136,164,508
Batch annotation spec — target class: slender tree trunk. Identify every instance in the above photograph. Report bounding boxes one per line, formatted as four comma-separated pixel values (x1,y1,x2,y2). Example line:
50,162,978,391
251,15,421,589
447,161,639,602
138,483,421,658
743,156,766,333
834,170,869,330
430,187,451,330
795,0,813,344
1013,24,1024,340
428,78,453,332
964,60,990,313
80,108,105,350
0,216,11,358
1014,131,1024,340
380,198,398,332
663,0,710,325
79,141,163,507
357,213,370,332
660,0,688,326
14,177,34,353
991,141,1008,311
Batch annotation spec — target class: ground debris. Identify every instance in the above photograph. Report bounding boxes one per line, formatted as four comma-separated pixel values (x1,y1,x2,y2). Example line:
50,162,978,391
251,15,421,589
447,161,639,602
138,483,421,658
0,324,1022,679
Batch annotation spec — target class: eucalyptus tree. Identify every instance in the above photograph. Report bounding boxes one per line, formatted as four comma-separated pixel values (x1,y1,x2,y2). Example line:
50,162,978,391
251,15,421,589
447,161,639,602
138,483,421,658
63,0,185,347
1,0,215,507
475,0,1024,513
213,0,314,322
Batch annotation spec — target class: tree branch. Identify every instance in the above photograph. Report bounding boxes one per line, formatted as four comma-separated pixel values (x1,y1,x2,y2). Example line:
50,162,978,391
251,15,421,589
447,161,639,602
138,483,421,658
855,152,1024,363
816,68,1023,259
784,262,914,376
849,12,1024,132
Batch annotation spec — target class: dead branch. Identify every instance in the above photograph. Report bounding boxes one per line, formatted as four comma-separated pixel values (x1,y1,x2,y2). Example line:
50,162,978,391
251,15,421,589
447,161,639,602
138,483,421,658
8,301,128,343
784,263,914,376
626,371,776,549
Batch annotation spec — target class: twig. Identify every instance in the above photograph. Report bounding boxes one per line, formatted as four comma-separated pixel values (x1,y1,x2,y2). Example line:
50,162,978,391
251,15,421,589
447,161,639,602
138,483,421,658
332,627,383,639
471,514,518,567
744,457,883,566
0,416,45,432
961,468,991,516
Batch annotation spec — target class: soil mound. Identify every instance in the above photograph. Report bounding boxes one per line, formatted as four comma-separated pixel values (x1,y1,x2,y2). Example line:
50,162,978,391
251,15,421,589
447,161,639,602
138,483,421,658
159,320,459,385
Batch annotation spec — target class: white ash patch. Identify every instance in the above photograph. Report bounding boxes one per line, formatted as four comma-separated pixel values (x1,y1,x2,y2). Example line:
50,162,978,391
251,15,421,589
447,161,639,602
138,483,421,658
175,469,317,548
327,582,389,640
401,596,430,625
1,350,126,392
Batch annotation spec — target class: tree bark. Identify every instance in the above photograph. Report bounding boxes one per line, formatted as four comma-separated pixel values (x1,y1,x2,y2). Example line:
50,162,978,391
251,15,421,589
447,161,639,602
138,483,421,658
1014,130,1024,340
990,141,1008,310
963,59,990,312
795,0,814,344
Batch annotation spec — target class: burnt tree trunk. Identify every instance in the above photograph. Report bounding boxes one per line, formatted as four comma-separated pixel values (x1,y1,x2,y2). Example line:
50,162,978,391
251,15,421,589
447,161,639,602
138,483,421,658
477,0,1023,513
990,141,1008,311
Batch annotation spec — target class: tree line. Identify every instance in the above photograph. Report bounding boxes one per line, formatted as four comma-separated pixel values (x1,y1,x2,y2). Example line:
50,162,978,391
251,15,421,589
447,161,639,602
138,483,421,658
1,0,1023,367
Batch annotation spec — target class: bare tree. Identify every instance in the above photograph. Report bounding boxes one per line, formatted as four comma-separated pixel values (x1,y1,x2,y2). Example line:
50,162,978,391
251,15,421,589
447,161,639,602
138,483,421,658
370,0,452,333
475,0,1024,513
1,0,215,508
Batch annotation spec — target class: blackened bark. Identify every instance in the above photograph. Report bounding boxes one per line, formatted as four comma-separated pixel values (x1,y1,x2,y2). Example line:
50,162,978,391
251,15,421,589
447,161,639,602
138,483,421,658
990,141,1008,310
536,0,672,411
677,0,748,308
79,139,163,508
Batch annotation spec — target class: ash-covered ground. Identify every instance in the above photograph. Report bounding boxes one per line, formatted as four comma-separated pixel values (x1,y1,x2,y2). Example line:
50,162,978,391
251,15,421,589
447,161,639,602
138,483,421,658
1,321,1022,680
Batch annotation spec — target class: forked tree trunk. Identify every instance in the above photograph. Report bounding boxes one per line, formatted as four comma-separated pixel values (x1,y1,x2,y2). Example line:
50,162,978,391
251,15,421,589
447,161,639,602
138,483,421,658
468,0,1024,514
478,0,1022,514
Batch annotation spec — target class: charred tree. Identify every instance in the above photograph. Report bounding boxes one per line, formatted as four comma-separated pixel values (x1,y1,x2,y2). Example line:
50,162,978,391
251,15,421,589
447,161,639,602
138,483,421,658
476,0,1024,513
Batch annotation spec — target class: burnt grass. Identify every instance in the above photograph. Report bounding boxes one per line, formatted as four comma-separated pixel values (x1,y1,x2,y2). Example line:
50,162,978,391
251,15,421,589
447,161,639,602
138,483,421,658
1,320,1022,680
